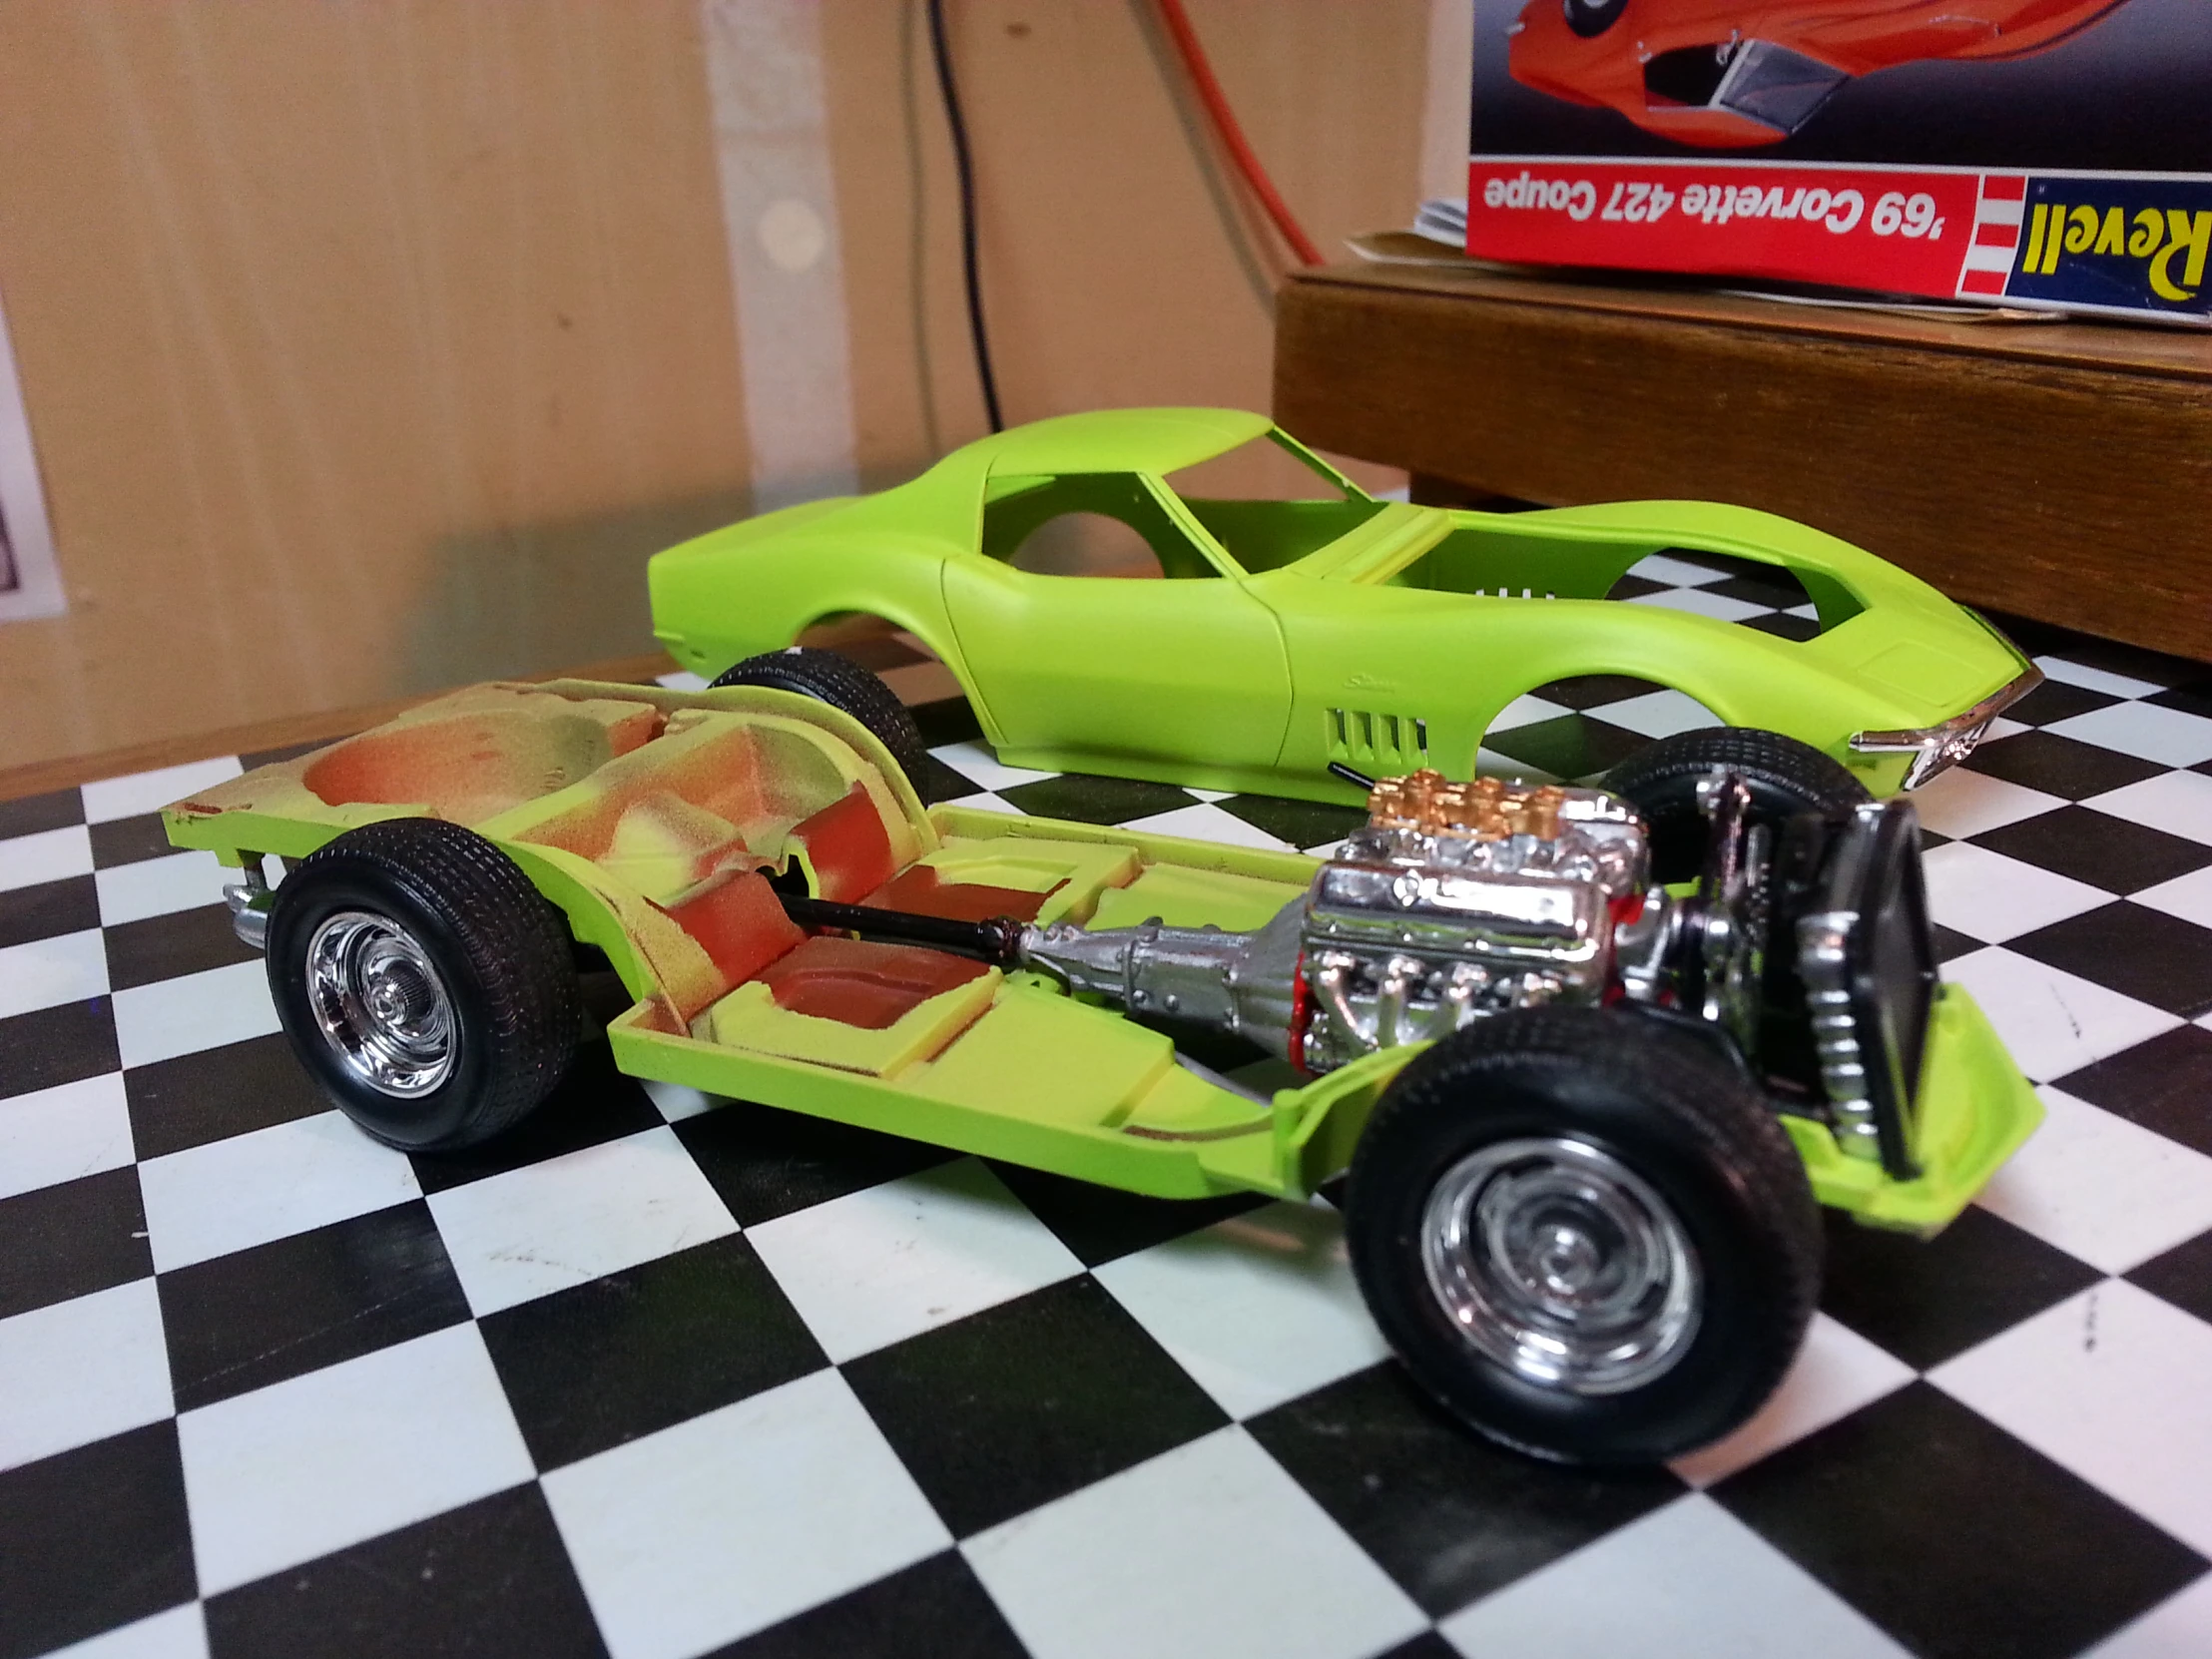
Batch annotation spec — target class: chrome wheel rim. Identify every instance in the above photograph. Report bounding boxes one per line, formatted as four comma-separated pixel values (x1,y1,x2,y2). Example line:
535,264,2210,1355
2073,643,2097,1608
304,910,457,1098
1420,1136,1701,1395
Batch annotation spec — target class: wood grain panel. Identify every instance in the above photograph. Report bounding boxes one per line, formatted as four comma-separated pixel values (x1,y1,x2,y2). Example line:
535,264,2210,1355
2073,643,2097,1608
1275,265,2212,661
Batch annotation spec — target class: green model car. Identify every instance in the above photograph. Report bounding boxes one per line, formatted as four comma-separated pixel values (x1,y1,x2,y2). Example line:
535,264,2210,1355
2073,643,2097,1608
165,665,2039,1465
648,407,2039,803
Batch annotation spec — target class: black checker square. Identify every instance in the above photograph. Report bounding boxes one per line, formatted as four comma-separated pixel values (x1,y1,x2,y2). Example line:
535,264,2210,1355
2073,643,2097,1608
88,812,181,869
1741,610,1822,643
1704,570,1810,612
0,1164,151,1321
1961,729,2167,801
1714,1382,2206,1659
1931,922,1981,965
2008,901,2212,1019
995,773,1199,826
675,1096,955,1228
1246,1363,1682,1618
0,871,98,949
1968,803,2212,894
987,1160,1269,1269
839,1274,1229,1538
910,695,986,751
0,995,119,1101
205,1482,606,1659
1818,1205,2103,1372
1527,673,1663,711
0,1419,196,1659
104,901,263,992
1480,714,1649,783
0,785,83,839
2006,676,2123,729
2126,1228,2212,1328
479,1232,828,1472
2052,1023,2212,1158
1216,792,1368,851
125,1032,334,1161
406,1039,665,1196
709,1550,1027,1659
159,1200,472,1412
2148,680,2212,722
910,748,989,807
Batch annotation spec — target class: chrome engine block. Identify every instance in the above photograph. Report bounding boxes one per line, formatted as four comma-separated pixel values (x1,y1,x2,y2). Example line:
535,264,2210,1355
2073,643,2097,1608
1296,772,1654,1072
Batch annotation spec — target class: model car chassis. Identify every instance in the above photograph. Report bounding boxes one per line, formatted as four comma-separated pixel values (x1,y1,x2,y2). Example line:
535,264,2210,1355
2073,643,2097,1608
165,676,2040,1461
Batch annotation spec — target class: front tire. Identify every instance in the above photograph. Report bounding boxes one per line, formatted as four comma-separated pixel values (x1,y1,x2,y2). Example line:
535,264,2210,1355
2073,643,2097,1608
711,647,928,781
1346,1006,1821,1464
1605,726,1870,884
1563,0,1630,36
266,820,581,1152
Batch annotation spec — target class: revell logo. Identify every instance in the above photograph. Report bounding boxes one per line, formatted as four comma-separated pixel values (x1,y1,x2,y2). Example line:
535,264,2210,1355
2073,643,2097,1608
2010,178,2212,316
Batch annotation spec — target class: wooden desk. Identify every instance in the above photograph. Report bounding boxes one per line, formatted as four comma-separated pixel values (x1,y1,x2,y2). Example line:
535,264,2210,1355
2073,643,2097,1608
1274,263,2212,662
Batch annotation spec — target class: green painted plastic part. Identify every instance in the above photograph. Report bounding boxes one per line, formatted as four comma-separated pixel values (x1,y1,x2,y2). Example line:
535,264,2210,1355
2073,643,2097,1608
647,408,2034,804
165,677,2038,1230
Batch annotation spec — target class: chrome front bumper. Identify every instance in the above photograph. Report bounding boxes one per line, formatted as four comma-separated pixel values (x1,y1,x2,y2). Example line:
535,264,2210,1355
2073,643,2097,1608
1849,664,2044,790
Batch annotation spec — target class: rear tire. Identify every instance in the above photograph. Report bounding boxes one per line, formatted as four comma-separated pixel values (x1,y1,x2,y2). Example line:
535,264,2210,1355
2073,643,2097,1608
1563,0,1629,36
266,820,581,1152
1346,1006,1821,1464
711,647,928,782
1605,726,1870,884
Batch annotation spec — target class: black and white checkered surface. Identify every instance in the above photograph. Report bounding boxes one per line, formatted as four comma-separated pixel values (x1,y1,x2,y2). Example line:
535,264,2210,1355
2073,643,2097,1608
7,556,2212,1659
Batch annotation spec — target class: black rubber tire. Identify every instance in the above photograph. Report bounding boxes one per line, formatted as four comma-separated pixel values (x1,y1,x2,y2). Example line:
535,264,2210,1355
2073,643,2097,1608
266,820,581,1152
1604,726,1871,884
1346,1006,1821,1465
711,647,928,782
1563,0,1630,36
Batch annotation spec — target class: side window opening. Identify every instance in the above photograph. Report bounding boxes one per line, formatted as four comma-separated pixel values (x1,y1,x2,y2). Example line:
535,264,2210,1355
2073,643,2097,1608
981,473,1221,580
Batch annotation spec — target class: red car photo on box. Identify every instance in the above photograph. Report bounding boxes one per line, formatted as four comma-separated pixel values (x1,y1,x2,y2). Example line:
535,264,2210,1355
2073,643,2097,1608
1508,0,2132,147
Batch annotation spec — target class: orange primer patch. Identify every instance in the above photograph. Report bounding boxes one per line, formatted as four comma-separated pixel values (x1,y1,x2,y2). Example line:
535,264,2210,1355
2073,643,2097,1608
862,863,1058,923
760,936,987,1030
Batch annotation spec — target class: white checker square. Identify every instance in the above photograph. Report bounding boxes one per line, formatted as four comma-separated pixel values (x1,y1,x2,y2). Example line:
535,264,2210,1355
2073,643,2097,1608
139,1111,422,1274
1973,1087,2212,1275
1476,746,1557,784
1909,767,2064,841
1627,587,1773,623
0,822,93,893
965,1426,1424,1659
112,959,280,1070
2048,703,2212,770
425,1125,737,1317
0,1071,135,1200
928,741,1053,795
0,927,108,1021
1591,688,1721,741
543,1370,948,1659
1671,1314,1915,1488
639,1077,723,1123
655,670,710,692
1922,842,2112,943
0,1278,173,1471
2083,1573,2212,1659
81,757,244,826
2033,655,2164,701
1437,1493,1910,1659
1628,553,1730,588
2136,865,2212,931
1094,1199,1390,1420
44,1603,210,1659
2085,771,2212,848
93,849,234,928
1119,803,1294,852
745,1157,1080,1363
1933,1281,2212,1556
939,791,1022,818
1942,947,2181,1082
1483,694,1567,735
178,1323,534,1595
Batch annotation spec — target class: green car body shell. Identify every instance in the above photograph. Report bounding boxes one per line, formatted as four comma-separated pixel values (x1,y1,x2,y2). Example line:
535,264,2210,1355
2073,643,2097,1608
649,408,2032,803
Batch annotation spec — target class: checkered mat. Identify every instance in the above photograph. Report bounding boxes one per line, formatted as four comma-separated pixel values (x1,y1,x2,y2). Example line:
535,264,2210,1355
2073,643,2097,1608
6,559,2212,1659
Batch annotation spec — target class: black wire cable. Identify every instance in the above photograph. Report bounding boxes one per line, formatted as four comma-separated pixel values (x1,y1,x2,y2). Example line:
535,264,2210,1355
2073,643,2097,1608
924,0,1004,433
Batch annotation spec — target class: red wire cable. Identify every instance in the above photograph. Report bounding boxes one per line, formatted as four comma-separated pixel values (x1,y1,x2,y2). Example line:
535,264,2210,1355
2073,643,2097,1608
1152,0,1326,269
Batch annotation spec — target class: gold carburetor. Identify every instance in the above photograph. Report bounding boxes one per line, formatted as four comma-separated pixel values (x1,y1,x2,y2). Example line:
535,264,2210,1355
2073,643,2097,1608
1366,771,1567,844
